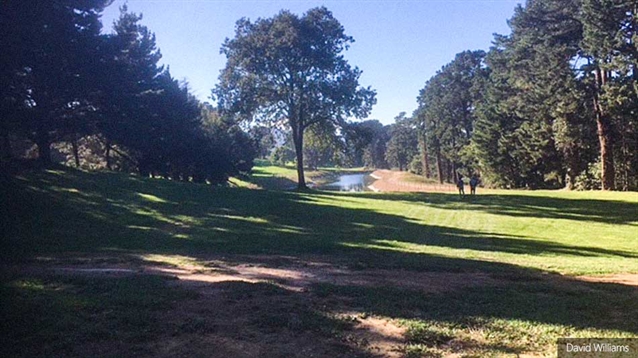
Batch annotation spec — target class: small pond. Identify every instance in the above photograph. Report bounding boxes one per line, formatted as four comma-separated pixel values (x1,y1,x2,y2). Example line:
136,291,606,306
321,173,373,192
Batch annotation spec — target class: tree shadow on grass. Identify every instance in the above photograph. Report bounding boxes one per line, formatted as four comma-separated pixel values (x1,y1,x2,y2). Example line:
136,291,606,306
330,191,638,226
3,168,638,345
7,169,635,261
0,272,375,358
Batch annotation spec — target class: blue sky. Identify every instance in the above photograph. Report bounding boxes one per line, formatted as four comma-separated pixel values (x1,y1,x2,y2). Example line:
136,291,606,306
101,0,522,124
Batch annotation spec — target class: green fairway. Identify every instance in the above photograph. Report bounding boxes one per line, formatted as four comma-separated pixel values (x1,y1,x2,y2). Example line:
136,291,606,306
2,168,637,357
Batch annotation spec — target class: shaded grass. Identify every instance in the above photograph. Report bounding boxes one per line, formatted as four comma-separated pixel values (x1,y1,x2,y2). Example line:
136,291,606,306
0,273,370,358
5,168,637,274
0,274,196,357
2,167,638,356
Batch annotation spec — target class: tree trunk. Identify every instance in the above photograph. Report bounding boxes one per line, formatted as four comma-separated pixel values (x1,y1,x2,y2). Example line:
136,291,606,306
36,130,51,165
452,162,458,183
291,122,307,189
593,67,615,190
566,170,575,190
71,138,80,168
419,134,430,178
105,141,112,170
596,119,615,190
435,148,443,184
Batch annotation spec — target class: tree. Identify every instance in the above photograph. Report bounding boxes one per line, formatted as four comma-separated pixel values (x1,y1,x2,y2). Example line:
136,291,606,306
385,113,418,171
95,7,248,183
215,7,376,189
343,119,384,167
0,0,111,164
98,6,164,174
304,121,343,170
580,0,638,190
470,0,592,188
471,0,637,190
416,50,487,183
248,125,276,159
201,104,257,178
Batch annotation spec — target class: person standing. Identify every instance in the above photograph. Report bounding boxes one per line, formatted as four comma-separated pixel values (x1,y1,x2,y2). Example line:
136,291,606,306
457,175,465,197
470,175,479,195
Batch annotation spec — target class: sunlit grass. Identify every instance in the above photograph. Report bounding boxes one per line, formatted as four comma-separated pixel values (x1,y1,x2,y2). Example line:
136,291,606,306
137,192,171,203
7,167,637,274
3,167,638,356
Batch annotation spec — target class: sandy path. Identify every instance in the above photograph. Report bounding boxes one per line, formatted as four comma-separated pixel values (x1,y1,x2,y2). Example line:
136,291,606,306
369,169,458,193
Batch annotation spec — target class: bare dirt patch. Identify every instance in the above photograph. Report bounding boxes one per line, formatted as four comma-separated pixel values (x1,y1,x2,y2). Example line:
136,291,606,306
369,170,457,193
82,254,500,294
5,254,504,357
575,273,638,286
342,315,406,358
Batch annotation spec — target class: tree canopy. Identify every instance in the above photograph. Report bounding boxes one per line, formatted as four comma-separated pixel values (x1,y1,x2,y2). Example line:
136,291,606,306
414,0,637,190
215,7,376,189
1,1,254,184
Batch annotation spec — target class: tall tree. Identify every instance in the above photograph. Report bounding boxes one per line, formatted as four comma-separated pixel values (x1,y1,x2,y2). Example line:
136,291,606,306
343,119,383,167
215,7,376,189
385,113,418,171
472,0,585,188
98,6,164,174
0,0,111,163
248,125,276,159
361,121,390,169
580,0,638,190
416,50,487,183
304,121,343,170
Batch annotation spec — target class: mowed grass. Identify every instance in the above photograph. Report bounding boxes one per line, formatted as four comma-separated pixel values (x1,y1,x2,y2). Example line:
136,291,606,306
2,166,637,357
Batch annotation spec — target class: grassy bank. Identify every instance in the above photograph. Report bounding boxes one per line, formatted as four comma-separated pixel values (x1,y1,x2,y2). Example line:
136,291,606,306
2,167,637,356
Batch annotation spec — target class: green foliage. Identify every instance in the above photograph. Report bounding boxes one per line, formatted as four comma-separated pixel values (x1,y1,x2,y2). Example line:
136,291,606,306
574,160,603,190
214,7,376,188
248,125,277,159
0,0,110,163
359,121,391,169
422,0,638,190
200,104,257,179
578,0,638,190
408,155,423,175
343,120,386,168
416,50,487,183
304,121,345,170
270,146,296,167
385,112,418,171
0,3,251,184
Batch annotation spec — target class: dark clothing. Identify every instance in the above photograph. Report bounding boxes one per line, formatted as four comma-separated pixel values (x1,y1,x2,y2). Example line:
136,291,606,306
469,177,478,195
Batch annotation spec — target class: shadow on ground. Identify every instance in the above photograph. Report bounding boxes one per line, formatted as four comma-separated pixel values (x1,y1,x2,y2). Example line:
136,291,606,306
2,168,637,357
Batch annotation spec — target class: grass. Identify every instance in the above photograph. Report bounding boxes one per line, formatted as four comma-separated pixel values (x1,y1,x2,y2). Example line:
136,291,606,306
2,165,637,357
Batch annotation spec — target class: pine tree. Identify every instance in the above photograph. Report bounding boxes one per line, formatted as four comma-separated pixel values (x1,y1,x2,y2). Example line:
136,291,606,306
0,0,109,163
385,113,418,171
580,0,638,190
416,50,487,183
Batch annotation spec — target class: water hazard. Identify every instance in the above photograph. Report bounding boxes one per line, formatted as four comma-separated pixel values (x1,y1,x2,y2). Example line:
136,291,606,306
321,173,373,192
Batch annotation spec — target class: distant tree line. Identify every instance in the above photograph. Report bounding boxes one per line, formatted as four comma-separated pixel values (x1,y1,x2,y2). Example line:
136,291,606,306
242,1,636,192
401,0,637,191
254,118,391,172
1,1,255,184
